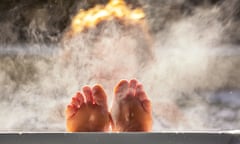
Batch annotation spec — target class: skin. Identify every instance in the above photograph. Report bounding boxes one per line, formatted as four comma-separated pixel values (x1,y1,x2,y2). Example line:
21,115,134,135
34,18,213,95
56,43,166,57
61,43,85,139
65,79,152,132
111,79,152,132
66,85,111,132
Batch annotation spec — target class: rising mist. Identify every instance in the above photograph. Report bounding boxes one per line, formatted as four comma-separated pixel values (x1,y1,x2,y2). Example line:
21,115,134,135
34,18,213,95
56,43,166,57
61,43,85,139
0,0,240,131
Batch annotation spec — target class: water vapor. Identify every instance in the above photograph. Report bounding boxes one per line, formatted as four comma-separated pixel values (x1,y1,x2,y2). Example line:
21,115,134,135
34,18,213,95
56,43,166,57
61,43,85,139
0,0,240,131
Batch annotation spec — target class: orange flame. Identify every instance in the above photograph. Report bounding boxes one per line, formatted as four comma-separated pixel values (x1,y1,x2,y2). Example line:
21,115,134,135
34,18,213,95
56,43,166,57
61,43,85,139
70,0,145,34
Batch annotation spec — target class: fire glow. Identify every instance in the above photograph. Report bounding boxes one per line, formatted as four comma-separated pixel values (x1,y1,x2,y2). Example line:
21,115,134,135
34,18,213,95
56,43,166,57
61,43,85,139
70,0,145,35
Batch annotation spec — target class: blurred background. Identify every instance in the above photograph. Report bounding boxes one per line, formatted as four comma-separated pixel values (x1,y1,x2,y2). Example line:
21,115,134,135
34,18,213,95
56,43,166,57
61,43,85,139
0,0,240,131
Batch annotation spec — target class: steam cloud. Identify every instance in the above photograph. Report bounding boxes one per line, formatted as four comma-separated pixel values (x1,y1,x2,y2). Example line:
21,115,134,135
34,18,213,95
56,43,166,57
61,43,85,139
0,0,240,131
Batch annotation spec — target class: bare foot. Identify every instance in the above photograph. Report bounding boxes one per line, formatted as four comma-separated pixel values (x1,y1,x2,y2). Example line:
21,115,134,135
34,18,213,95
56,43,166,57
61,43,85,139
111,79,152,131
65,85,111,132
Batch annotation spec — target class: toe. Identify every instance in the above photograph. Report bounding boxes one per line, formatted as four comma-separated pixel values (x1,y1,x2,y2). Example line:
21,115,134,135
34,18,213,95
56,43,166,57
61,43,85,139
67,92,84,119
135,84,147,101
92,85,108,109
72,92,84,108
65,105,77,119
71,92,84,108
71,97,80,107
75,92,84,103
129,79,137,95
135,84,151,113
114,79,129,100
83,86,94,103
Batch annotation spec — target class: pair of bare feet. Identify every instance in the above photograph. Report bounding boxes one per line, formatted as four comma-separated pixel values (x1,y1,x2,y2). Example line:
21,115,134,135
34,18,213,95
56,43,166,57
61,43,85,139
65,79,152,132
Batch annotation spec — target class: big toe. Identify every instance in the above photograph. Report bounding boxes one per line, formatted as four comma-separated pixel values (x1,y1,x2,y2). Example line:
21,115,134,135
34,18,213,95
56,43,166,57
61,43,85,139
92,84,108,109
114,79,129,100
